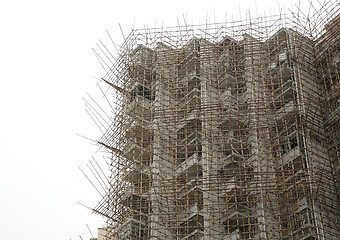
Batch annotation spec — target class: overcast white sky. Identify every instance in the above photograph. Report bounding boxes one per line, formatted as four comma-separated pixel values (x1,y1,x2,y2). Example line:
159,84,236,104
0,0,319,239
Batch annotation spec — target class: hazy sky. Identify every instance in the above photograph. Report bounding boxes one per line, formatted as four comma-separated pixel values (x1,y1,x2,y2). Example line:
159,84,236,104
0,0,318,239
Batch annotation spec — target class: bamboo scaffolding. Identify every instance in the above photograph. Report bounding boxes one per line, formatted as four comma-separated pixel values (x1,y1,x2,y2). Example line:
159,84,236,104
88,1,340,239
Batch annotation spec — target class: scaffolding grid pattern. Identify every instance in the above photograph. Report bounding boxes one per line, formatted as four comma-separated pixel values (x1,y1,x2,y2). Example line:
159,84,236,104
92,1,340,239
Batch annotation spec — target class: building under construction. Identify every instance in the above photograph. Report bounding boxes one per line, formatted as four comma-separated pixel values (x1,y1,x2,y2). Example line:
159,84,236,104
90,1,339,239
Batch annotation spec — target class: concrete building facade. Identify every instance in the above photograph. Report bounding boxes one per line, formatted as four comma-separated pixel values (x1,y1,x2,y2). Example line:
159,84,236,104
93,3,339,239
